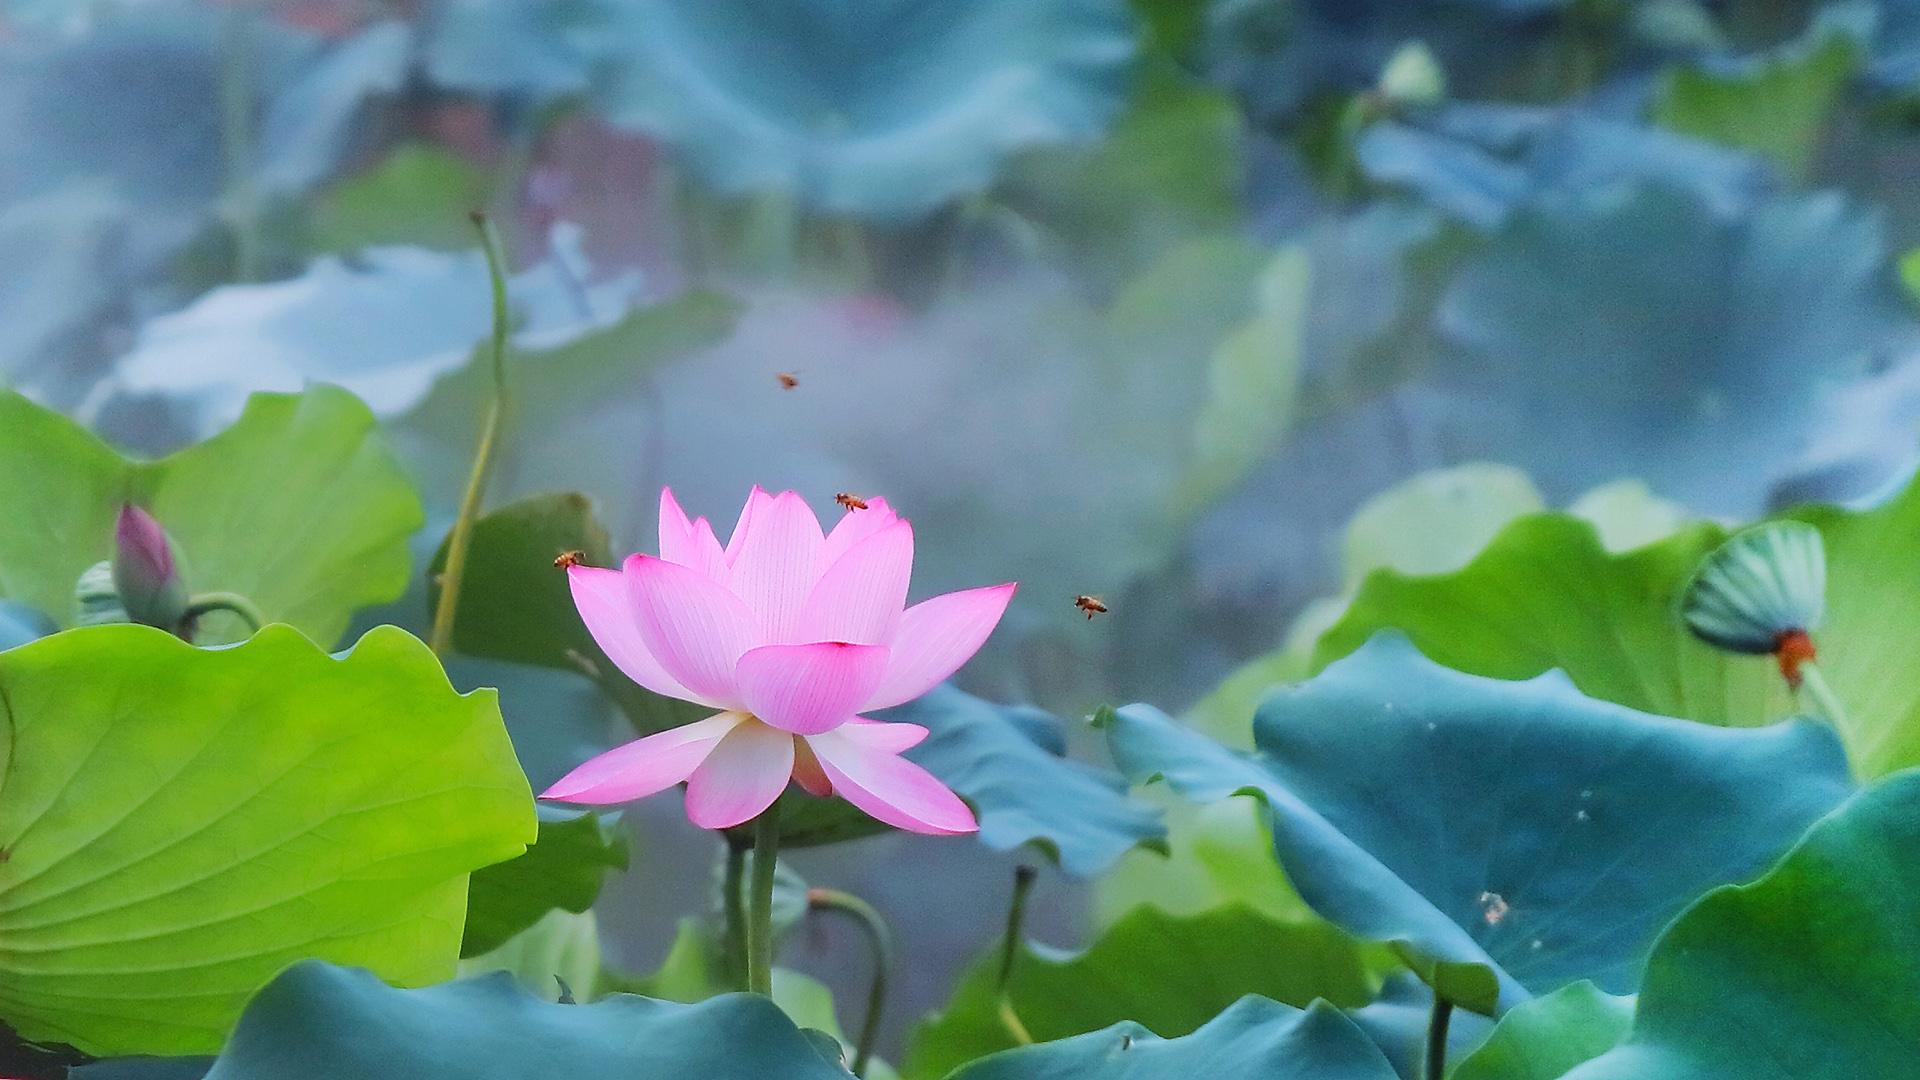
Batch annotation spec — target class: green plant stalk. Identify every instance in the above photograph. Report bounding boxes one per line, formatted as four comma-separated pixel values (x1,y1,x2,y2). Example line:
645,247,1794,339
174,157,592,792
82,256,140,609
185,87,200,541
993,865,1039,1046
1797,661,1849,729
747,802,783,997
220,3,260,283
181,591,265,633
1425,997,1454,1080
807,888,895,1077
722,839,749,991
428,213,513,656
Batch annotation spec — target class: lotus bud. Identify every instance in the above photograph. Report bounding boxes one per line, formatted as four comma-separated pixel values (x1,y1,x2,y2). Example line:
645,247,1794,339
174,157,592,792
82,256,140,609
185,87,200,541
110,504,191,633
1377,42,1445,111
1680,522,1826,686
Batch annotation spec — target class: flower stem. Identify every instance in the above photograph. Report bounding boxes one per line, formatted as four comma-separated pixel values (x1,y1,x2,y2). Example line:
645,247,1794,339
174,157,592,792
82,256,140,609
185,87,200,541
428,212,513,656
181,591,265,633
722,838,749,991
1425,997,1454,1080
807,887,894,1077
993,865,1038,1046
746,802,783,997
1796,661,1849,729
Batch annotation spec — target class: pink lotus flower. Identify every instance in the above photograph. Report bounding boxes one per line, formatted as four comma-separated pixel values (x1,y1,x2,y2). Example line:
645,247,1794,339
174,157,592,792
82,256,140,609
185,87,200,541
543,487,1015,834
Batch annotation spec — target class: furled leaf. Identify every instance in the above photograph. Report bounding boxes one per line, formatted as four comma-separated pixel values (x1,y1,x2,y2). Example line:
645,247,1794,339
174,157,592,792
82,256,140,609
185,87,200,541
905,903,1375,1079
0,386,422,647
945,997,1400,1080
177,961,847,1079
0,624,535,1055
1450,982,1634,1080
1104,634,1855,1014
769,685,1165,875
1563,772,1920,1078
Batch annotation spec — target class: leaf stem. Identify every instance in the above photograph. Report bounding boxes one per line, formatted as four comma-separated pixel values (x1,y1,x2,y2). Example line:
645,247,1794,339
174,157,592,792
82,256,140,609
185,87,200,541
428,212,513,656
181,591,265,633
1797,661,1849,729
722,837,749,991
1425,997,1454,1080
747,802,782,996
219,3,259,283
993,865,1038,1046
807,887,894,1077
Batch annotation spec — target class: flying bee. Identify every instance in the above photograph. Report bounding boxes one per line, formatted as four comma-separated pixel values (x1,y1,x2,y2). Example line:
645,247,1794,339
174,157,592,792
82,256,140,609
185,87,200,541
776,371,800,390
553,550,586,569
1074,595,1109,620
835,492,870,511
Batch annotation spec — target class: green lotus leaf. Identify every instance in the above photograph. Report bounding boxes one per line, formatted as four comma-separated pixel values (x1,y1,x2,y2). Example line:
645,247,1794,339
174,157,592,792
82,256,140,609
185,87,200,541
429,492,612,672
945,997,1400,1080
426,0,1140,219
0,624,535,1055
1450,982,1634,1080
460,909,604,1003
461,807,626,957
306,144,492,255
1319,473,1920,776
1104,634,1854,1014
905,903,1374,1080
0,386,422,648
180,960,845,1079
1563,771,1920,1078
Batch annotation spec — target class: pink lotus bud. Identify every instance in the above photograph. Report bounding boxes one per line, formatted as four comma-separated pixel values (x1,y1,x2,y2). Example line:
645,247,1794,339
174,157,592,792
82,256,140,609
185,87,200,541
112,504,189,631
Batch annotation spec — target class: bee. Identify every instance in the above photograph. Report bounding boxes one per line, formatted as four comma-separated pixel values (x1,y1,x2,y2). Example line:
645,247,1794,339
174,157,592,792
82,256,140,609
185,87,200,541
834,492,870,511
553,550,586,569
1073,595,1109,620
776,371,800,390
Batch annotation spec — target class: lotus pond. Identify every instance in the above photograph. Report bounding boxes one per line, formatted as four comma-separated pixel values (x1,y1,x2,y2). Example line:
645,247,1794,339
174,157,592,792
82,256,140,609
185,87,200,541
4,0,1920,1077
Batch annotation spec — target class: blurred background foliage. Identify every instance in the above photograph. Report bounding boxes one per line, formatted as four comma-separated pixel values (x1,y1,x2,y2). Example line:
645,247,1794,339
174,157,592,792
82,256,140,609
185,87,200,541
10,0,1920,1060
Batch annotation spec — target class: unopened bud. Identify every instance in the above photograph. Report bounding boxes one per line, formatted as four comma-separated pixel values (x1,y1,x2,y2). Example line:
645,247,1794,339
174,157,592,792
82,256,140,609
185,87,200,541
110,504,190,632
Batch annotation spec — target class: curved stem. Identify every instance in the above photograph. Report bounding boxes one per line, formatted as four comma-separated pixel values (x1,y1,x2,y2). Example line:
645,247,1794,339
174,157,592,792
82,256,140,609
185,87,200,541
1797,661,1849,730
746,802,782,997
182,591,265,633
807,888,894,1077
1425,997,1454,1080
722,839,749,991
428,213,512,656
993,865,1039,1046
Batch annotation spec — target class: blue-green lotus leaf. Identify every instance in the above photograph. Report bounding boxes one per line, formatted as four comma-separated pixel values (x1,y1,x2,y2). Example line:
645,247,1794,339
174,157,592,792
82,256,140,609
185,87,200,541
428,0,1139,219
1104,633,1855,1014
1563,771,1920,1078
1450,981,1633,1080
946,996,1400,1080
171,960,847,1079
0,600,55,651
108,227,643,436
772,684,1167,875
1435,182,1913,514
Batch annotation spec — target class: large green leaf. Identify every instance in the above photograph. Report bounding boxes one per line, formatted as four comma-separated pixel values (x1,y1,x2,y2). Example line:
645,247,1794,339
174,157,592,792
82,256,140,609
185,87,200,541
0,624,534,1055
428,0,1140,219
769,685,1165,875
945,997,1400,1080
1562,771,1920,1078
179,961,847,1079
905,903,1374,1080
1104,634,1854,1014
0,387,422,648
1319,475,1920,776
1450,982,1634,1080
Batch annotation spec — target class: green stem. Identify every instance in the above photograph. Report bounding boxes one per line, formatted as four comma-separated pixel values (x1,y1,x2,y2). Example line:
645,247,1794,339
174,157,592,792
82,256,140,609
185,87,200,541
181,591,265,633
1797,662,1849,729
722,839,749,992
993,865,1038,1046
428,213,513,656
807,888,894,1077
746,802,782,997
220,3,260,283
1425,997,1454,1080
